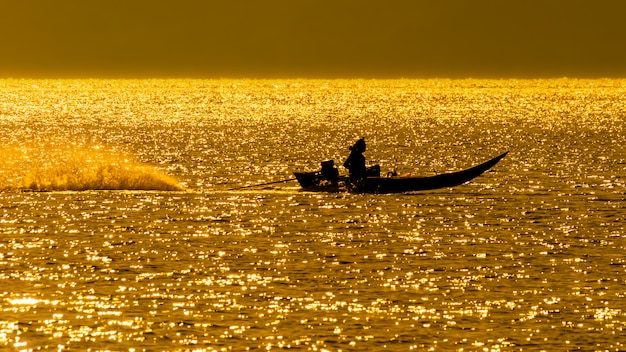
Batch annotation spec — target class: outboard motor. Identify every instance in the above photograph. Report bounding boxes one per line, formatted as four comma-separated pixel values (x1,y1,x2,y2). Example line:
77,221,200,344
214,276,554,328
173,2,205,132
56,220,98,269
320,160,339,186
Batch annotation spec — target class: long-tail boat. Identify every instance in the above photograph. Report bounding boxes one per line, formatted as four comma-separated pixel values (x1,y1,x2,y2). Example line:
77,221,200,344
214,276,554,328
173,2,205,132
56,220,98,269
293,151,508,194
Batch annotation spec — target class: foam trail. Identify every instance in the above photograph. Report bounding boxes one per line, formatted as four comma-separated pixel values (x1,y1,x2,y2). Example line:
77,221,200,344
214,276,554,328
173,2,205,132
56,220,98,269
0,144,183,191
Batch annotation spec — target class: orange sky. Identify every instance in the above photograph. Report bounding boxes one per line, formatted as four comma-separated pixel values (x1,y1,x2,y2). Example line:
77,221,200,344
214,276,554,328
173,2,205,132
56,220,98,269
1,0,625,78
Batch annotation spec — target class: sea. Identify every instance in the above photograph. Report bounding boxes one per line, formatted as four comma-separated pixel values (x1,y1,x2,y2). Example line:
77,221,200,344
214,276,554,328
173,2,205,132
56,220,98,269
0,78,625,351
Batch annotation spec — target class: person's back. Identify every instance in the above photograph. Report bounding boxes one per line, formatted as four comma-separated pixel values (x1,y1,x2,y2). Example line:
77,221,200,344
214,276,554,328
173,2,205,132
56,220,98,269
343,138,367,186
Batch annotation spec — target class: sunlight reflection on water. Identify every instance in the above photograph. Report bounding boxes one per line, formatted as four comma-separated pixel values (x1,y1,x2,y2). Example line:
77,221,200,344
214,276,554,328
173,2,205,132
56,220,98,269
0,79,625,350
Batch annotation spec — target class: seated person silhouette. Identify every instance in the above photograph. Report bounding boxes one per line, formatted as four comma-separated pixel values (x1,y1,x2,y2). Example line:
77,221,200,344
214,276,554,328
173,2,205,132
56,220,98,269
343,138,367,189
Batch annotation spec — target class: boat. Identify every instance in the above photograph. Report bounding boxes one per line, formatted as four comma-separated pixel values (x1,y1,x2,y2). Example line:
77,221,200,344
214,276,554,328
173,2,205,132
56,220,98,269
293,151,508,194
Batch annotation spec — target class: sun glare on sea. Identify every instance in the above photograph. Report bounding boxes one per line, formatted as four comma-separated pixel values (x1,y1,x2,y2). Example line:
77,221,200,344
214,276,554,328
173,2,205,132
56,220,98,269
0,78,625,350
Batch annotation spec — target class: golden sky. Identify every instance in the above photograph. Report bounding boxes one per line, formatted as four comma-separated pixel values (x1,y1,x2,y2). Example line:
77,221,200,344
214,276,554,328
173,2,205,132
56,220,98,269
1,0,625,78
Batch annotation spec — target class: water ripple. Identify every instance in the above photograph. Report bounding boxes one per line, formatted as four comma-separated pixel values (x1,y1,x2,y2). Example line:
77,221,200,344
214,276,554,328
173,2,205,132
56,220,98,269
1,78,625,350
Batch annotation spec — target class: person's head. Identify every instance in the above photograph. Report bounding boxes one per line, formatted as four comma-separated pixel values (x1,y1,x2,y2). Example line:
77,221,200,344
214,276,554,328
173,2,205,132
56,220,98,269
350,138,366,153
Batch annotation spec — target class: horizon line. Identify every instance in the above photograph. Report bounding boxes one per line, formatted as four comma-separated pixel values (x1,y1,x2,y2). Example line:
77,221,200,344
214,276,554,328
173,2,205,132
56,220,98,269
2,75,625,80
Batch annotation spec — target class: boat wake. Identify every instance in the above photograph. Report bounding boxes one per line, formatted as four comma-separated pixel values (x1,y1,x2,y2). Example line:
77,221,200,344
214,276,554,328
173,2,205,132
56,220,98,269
0,144,182,191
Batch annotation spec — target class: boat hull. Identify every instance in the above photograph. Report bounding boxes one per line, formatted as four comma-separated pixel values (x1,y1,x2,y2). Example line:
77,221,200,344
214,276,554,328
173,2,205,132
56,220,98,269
294,151,508,194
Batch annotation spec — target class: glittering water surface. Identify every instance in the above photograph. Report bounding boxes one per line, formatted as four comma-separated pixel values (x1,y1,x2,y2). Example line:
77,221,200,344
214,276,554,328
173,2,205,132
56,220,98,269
1,79,625,350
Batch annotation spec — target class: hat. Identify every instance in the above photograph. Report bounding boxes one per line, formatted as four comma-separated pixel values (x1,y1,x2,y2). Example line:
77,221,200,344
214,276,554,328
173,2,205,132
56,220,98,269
350,138,366,152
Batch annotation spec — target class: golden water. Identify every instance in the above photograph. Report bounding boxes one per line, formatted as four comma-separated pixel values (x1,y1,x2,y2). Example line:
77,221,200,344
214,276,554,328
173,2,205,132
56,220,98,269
1,79,625,350
0,143,181,191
